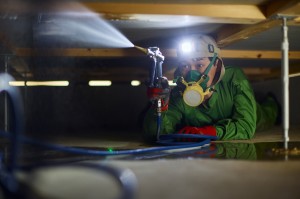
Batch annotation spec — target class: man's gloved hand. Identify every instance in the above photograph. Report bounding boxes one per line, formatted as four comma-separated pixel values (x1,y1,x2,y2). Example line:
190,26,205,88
178,126,217,137
147,76,170,111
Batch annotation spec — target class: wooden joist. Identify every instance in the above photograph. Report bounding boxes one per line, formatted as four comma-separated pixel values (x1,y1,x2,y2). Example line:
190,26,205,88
13,47,300,60
266,0,300,17
83,2,266,24
216,19,282,48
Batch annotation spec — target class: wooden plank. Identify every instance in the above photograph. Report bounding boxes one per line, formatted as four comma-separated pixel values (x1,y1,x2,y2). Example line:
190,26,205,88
13,48,146,57
83,2,266,24
19,65,298,82
216,18,282,48
242,68,272,75
220,50,300,59
13,48,300,60
266,0,300,17
288,18,300,26
1,2,266,24
258,64,300,80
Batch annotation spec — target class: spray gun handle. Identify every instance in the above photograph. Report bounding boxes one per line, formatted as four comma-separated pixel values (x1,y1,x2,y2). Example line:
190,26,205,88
147,47,164,62
147,47,165,87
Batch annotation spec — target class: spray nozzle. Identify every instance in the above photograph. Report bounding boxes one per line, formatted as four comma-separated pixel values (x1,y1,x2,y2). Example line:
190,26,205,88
134,46,164,61
134,45,148,54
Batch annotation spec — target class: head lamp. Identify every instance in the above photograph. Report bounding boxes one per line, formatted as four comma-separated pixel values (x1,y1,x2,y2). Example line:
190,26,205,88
180,40,194,54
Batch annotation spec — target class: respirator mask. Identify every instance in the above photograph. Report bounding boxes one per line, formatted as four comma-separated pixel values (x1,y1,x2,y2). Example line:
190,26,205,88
176,54,217,107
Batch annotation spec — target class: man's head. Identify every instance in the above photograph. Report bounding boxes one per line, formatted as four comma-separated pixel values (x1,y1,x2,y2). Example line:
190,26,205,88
175,34,225,87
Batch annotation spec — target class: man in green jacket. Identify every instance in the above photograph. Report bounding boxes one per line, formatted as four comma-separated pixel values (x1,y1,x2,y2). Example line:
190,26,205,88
143,34,279,142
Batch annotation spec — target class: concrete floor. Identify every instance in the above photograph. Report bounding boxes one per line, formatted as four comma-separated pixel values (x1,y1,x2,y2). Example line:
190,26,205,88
18,158,300,199
2,125,300,199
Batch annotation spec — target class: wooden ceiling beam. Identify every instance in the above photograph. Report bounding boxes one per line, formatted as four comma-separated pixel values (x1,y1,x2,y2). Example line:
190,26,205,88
215,18,282,48
220,49,300,60
1,2,266,24
13,48,146,57
266,0,300,18
254,64,300,80
82,2,266,24
17,65,298,83
13,48,300,60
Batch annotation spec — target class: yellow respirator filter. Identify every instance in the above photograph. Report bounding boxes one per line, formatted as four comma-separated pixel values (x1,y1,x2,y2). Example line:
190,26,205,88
181,79,211,107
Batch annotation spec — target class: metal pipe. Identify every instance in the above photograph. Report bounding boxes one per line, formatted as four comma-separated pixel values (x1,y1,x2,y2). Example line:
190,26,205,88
4,55,9,132
3,74,24,172
281,17,289,150
149,57,157,87
155,59,164,140
157,58,163,80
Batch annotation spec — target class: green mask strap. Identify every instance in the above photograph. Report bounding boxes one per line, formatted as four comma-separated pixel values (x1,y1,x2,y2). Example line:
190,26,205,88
199,53,218,90
203,53,218,76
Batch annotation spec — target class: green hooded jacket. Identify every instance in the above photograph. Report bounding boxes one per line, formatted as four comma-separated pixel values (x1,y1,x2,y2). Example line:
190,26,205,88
143,66,278,141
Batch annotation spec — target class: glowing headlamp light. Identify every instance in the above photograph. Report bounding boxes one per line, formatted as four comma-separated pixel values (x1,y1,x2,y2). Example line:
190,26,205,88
180,40,194,53
177,39,200,60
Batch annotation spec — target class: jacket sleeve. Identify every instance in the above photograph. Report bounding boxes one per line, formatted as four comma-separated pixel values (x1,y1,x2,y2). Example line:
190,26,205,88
215,68,257,140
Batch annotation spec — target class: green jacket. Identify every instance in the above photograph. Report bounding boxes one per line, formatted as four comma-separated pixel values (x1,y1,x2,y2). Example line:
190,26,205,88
143,66,277,141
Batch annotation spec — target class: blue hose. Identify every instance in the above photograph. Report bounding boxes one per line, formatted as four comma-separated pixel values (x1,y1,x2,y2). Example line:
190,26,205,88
157,134,217,145
0,131,213,156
